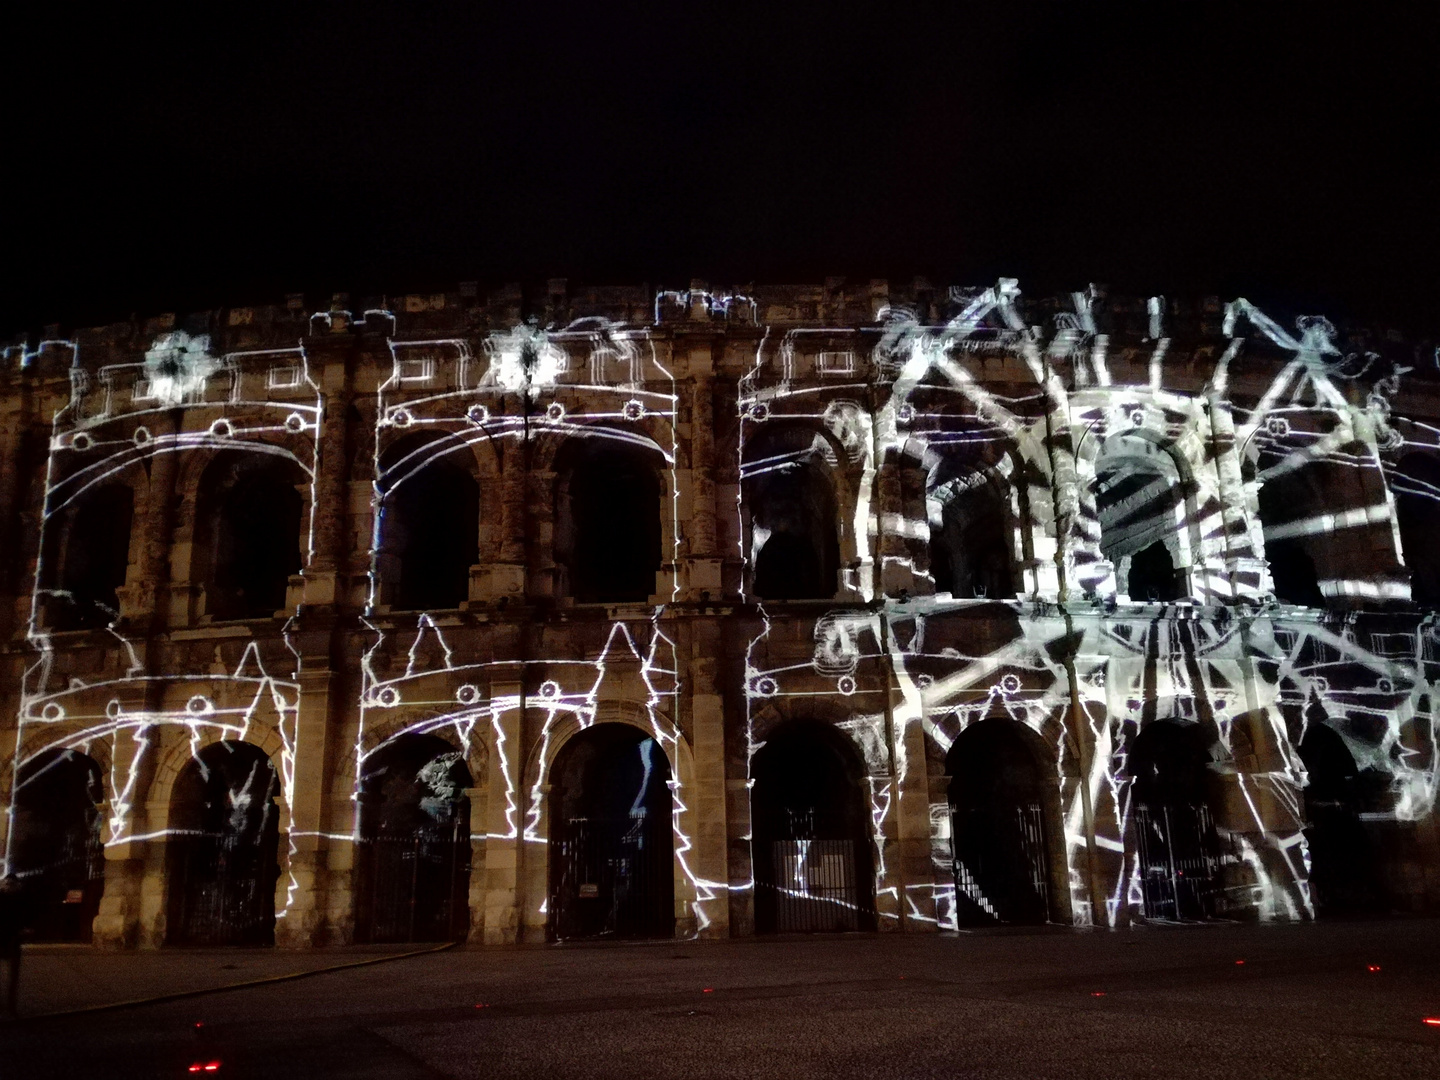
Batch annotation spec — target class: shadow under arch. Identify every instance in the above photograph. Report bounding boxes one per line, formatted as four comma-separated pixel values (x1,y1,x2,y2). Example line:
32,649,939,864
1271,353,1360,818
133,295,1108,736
1298,721,1380,915
165,740,281,946
553,435,664,603
39,482,135,630
547,722,675,940
1391,452,1440,606
355,732,473,943
946,718,1061,925
742,424,841,600
193,450,308,620
929,469,1019,600
7,748,105,941
750,720,876,933
1128,720,1223,921
1091,431,1194,602
377,432,480,611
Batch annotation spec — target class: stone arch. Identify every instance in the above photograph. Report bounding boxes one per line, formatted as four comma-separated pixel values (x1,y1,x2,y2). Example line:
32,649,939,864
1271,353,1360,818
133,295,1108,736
523,699,696,938
1085,427,1202,601
352,706,490,816
145,724,290,836
927,457,1025,601
741,422,844,601
1389,451,1440,605
945,715,1066,925
551,432,669,603
188,448,311,620
6,747,106,942
354,731,474,943
749,717,877,932
1297,719,1379,915
375,432,481,611
1124,717,1224,920
1255,456,1335,606
37,480,135,630
164,739,282,946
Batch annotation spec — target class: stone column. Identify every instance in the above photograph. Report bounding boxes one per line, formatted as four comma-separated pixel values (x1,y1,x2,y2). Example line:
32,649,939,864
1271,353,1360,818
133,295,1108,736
480,433,527,602
685,372,722,599
275,664,338,947
483,679,524,943
688,630,729,937
302,375,352,607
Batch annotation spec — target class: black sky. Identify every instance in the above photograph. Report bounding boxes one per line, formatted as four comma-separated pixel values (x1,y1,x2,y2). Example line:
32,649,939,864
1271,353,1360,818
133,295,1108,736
4,4,1436,337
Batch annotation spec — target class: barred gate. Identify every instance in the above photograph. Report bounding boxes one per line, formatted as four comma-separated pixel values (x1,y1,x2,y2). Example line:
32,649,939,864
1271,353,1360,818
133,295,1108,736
359,822,471,943
1134,802,1222,920
760,839,867,933
951,802,1050,925
25,812,106,943
167,828,279,946
550,814,673,940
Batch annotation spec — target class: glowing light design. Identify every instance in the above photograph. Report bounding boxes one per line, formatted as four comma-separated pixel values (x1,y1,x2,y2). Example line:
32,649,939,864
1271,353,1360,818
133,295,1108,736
4,279,1438,949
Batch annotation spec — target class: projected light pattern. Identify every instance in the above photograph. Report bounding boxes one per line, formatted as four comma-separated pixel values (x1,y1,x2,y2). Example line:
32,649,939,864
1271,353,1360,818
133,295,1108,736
2,278,1437,949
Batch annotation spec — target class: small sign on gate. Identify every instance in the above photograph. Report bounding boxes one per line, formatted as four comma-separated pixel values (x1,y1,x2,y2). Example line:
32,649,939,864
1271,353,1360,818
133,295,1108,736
578,883,599,899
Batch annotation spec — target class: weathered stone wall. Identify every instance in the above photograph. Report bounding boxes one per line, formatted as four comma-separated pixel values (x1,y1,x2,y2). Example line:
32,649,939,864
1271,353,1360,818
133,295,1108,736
1,279,1436,948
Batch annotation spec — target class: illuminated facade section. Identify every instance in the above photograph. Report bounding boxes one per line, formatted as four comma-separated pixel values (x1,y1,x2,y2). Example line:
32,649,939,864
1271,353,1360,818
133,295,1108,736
0,280,1436,948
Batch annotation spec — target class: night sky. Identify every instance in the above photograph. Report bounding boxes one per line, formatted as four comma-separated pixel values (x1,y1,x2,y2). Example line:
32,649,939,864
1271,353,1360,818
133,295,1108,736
4,5,1436,337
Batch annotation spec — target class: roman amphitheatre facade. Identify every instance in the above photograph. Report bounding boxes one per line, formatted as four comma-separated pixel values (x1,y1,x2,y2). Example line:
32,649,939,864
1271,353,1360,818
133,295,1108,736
1,277,1436,947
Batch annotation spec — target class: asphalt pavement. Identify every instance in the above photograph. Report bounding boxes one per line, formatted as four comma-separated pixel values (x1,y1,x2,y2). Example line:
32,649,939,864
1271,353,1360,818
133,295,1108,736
5,919,1440,1079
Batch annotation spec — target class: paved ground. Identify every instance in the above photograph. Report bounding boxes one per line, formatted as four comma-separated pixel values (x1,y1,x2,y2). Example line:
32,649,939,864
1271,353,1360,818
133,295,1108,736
5,920,1440,1079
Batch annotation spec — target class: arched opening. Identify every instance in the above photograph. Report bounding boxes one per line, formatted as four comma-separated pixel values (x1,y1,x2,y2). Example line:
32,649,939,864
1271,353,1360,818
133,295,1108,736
1127,540,1179,602
1094,437,1188,601
195,452,306,620
165,741,281,946
356,734,472,942
744,428,840,601
7,749,105,942
556,441,663,603
930,479,1016,599
1257,463,1332,607
379,438,480,611
41,484,134,630
1392,453,1440,606
750,722,875,932
548,724,674,940
1128,720,1222,920
1298,722,1380,915
946,720,1054,925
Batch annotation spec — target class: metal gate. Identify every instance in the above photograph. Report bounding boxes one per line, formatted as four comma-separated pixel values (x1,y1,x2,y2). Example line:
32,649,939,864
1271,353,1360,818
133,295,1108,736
1134,802,1221,920
167,827,279,946
360,822,470,942
26,812,106,943
951,802,1050,925
760,838,866,933
550,813,673,940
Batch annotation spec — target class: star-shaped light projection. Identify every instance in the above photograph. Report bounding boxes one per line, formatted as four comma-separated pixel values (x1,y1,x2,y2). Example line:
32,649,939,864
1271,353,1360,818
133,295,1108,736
484,322,567,394
142,330,220,406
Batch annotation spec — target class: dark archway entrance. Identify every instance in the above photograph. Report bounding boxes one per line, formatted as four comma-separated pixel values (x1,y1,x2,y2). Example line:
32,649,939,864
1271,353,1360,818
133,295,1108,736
195,452,306,620
41,484,134,630
356,735,472,942
8,749,106,942
751,722,875,933
947,720,1053,925
1393,453,1440,606
380,437,480,611
930,480,1016,600
548,724,674,940
166,741,281,946
1299,722,1380,915
1129,721,1222,921
557,443,663,604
